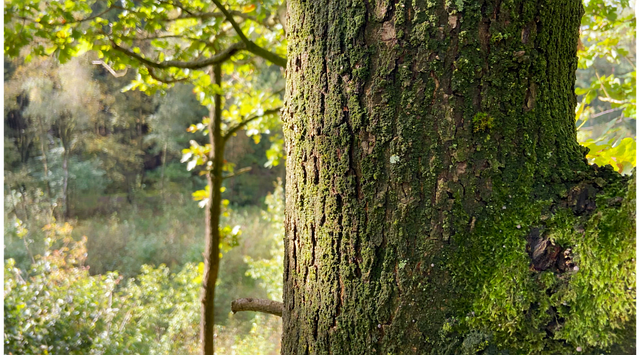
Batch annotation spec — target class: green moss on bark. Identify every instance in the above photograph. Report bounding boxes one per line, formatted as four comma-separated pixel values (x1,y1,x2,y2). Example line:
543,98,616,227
445,170,634,353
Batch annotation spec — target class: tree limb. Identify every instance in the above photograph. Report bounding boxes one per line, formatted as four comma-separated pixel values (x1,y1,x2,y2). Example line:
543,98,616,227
210,0,287,68
231,298,283,317
110,40,245,69
223,107,282,141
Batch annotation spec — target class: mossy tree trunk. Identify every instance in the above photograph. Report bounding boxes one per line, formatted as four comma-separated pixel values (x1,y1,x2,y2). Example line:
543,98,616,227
282,0,634,354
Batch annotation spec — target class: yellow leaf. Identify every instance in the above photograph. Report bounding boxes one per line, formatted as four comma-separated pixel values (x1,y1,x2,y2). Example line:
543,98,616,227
242,4,256,13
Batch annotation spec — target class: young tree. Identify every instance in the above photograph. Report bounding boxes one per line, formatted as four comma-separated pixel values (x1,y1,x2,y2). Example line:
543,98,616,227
282,1,634,354
16,60,53,200
49,58,101,219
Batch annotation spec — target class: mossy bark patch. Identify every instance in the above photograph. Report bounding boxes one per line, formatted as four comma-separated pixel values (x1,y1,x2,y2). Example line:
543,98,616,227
283,0,634,353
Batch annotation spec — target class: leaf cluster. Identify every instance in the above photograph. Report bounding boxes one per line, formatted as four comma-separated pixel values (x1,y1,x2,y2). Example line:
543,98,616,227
576,0,636,174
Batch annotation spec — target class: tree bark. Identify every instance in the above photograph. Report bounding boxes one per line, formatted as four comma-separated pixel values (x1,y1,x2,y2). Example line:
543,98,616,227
201,64,224,355
62,150,70,220
160,141,168,203
36,117,53,202
282,1,634,354
57,112,74,220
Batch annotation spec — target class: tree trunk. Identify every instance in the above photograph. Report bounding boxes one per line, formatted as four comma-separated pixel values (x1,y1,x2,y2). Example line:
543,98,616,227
36,117,53,202
62,150,70,220
160,141,168,203
201,64,224,355
57,113,74,220
283,1,634,354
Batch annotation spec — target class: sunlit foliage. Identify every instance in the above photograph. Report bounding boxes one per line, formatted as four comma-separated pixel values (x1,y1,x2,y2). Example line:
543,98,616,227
576,0,636,174
4,192,285,354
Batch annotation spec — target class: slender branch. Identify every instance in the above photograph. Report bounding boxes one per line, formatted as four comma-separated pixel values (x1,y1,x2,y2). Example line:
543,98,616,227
15,5,116,27
210,0,287,68
109,4,253,28
209,0,250,43
156,0,200,17
231,298,283,317
23,231,36,265
82,5,118,22
589,107,624,119
171,10,263,25
222,166,251,180
223,107,282,141
129,34,216,50
147,67,188,83
111,40,245,69
598,96,628,105
12,267,26,285
92,60,128,77
594,70,612,100
132,34,208,43
624,55,636,70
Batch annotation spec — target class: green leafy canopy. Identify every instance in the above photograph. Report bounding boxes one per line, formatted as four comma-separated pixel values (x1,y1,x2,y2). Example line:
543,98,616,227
5,0,288,175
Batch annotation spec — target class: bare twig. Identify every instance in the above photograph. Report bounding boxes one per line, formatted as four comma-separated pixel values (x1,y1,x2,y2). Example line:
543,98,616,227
590,107,624,119
231,298,283,317
594,70,612,100
223,166,252,180
624,56,636,70
92,60,129,77
223,107,282,141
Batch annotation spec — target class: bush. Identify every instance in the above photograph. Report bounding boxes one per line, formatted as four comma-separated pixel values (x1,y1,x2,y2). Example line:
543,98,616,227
4,185,286,354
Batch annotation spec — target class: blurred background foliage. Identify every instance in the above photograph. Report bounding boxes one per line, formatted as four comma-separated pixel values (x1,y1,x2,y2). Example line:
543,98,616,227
5,180,286,355
3,0,635,353
576,0,636,174
4,52,285,354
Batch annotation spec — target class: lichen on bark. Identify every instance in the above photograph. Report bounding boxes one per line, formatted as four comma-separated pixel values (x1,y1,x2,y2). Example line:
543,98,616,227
282,0,635,353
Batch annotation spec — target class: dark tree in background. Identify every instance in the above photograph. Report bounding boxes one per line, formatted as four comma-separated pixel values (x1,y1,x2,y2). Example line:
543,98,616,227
282,0,634,353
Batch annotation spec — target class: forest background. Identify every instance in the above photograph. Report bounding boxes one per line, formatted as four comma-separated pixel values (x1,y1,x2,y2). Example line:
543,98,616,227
3,0,636,354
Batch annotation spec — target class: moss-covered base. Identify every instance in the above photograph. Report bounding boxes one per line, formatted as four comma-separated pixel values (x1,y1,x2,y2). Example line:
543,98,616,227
439,169,635,354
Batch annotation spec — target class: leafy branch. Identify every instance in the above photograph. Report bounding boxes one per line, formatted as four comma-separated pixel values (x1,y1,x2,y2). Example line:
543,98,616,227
210,0,287,68
110,40,245,70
